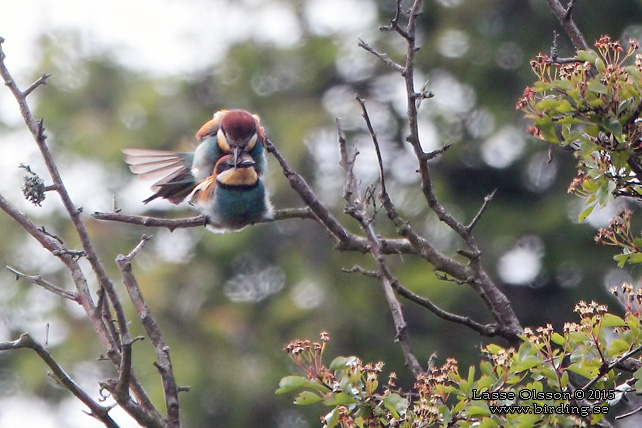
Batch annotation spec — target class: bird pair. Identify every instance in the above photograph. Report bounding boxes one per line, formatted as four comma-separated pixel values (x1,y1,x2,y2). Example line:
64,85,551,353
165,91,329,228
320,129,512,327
123,109,273,232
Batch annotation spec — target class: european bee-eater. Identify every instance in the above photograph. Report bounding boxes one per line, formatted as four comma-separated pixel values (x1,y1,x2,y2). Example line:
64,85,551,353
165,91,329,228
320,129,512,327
123,109,266,204
189,153,273,231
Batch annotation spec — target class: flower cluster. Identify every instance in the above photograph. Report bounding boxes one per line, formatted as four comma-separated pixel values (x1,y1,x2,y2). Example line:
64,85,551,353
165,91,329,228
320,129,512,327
610,282,642,316
518,35,642,228
594,209,642,267
284,332,331,383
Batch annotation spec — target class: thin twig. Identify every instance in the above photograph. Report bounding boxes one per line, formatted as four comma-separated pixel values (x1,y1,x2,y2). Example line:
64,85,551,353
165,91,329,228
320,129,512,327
357,39,404,73
23,73,52,97
379,0,412,40
356,96,386,194
467,189,497,233
343,265,379,278
6,266,79,302
345,267,501,337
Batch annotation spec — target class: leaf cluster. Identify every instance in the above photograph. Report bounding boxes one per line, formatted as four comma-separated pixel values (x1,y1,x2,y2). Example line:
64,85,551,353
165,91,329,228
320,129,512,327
518,36,642,220
279,283,642,426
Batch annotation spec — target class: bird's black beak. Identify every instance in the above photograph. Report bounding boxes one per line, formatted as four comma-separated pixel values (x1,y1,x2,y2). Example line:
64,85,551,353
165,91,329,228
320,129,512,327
232,147,243,168
237,157,255,169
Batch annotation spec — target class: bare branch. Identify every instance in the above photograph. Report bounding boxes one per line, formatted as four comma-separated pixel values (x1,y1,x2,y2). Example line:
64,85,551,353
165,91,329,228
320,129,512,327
0,39,167,427
355,0,523,344
264,138,362,248
379,0,412,40
545,0,588,50
346,266,502,337
467,189,497,233
93,212,208,230
0,333,120,428
92,207,315,231
357,38,404,73
6,266,79,301
355,96,386,194
116,236,181,428
343,265,379,278
23,73,52,97
355,97,514,340
581,343,642,393
337,111,423,376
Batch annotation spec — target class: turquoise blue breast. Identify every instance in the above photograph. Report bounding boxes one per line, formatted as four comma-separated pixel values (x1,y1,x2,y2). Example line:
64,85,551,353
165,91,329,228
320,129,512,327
213,182,267,228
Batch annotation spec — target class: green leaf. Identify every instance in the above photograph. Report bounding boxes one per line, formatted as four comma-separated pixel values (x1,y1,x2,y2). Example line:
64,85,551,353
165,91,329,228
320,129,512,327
556,79,575,92
576,49,599,63
536,98,562,110
578,203,596,222
479,417,500,428
591,412,605,425
534,116,559,144
625,252,642,265
551,332,566,346
329,356,348,371
533,81,551,92
595,57,606,73
324,392,356,406
602,118,623,143
614,253,631,267
453,398,468,415
382,393,408,418
485,344,505,354
608,339,632,356
466,403,491,417
294,391,323,405
610,150,630,170
556,99,574,113
324,408,340,428
560,370,569,388
513,356,542,373
276,375,309,394
595,181,614,206
476,375,494,391
567,362,597,379
584,124,601,137
601,313,626,327
588,79,609,95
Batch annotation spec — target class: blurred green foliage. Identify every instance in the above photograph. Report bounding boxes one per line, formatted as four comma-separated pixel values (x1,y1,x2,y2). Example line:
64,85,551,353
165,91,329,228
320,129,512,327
2,0,642,426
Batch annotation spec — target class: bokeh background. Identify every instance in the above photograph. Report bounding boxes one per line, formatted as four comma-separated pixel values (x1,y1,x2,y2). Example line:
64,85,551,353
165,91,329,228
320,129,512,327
2,0,642,426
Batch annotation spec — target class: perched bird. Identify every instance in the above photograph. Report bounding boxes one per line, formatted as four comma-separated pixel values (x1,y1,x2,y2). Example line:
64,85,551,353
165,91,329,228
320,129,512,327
188,153,273,231
123,109,267,204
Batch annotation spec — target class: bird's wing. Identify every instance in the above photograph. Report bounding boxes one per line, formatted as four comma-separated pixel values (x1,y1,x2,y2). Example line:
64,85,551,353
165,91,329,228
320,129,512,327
188,175,216,206
122,148,195,204
122,149,191,179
